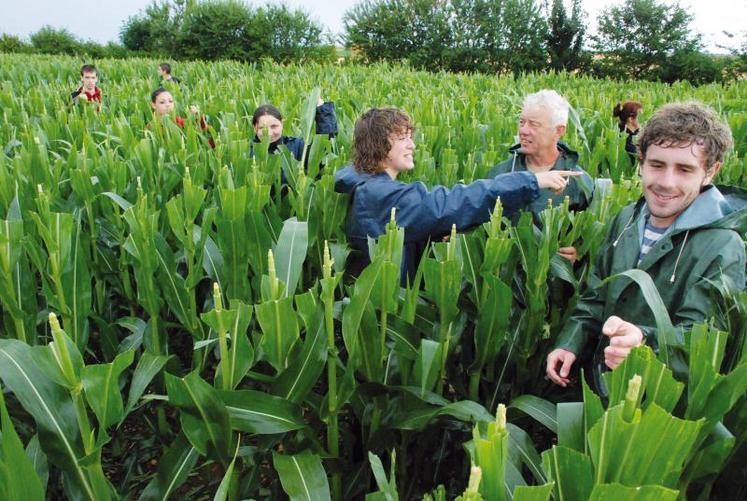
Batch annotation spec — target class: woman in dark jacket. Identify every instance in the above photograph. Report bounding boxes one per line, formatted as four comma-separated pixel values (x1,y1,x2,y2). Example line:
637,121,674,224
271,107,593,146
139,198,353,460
613,101,643,164
335,107,580,282
251,98,338,161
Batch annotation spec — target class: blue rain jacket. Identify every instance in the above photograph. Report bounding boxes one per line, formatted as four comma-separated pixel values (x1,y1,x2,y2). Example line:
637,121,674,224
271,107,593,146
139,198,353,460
334,166,540,282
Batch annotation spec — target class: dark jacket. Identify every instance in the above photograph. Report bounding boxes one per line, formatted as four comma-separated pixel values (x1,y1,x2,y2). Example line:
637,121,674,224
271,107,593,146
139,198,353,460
334,166,540,282
487,141,592,224
252,101,338,162
625,128,639,164
555,184,747,389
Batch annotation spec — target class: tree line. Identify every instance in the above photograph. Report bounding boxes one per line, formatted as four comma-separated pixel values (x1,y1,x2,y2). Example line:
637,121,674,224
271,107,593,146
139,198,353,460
1,0,746,85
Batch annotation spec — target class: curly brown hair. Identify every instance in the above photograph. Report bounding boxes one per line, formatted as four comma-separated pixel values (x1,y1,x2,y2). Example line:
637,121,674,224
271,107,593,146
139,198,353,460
639,102,733,170
352,108,414,174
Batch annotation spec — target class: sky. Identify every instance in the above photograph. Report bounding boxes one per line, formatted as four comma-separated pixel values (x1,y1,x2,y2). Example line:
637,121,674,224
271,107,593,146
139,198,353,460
1,0,745,53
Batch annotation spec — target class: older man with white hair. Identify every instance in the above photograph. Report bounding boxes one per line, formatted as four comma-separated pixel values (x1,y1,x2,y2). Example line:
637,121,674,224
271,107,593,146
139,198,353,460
488,90,593,262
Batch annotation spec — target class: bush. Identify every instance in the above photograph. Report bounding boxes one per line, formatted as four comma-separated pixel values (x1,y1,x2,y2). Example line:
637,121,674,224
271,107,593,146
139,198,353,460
343,0,548,74
0,33,32,54
661,50,724,85
178,0,255,61
30,26,81,56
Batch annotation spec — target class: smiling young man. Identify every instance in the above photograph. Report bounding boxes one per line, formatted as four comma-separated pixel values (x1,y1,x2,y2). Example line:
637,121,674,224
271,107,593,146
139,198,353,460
487,90,593,263
334,107,580,281
547,102,747,392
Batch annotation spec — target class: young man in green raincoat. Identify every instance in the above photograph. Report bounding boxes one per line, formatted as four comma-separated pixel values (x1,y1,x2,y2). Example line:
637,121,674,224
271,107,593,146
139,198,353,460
546,102,747,393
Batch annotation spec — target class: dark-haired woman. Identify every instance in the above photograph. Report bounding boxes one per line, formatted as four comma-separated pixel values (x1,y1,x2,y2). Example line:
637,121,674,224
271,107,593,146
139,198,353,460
613,101,643,164
251,98,338,162
150,87,214,148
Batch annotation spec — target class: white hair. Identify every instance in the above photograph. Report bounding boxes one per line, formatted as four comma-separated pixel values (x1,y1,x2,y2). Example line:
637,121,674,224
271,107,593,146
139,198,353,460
522,90,570,127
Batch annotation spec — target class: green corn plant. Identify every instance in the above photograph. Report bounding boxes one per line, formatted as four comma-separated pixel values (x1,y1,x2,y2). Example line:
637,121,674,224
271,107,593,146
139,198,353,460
256,249,300,372
200,283,254,390
321,241,343,500
122,178,163,354
28,185,92,349
423,225,462,395
0,216,36,343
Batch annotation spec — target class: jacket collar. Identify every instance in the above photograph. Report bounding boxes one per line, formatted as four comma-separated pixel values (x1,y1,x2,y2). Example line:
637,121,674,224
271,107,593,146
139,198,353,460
506,141,580,171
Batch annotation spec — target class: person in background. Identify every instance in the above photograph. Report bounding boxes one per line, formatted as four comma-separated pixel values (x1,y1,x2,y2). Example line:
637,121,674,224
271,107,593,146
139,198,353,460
71,64,102,112
613,101,643,165
487,90,593,264
547,102,746,394
251,98,338,162
159,63,181,85
335,107,581,282
150,87,214,148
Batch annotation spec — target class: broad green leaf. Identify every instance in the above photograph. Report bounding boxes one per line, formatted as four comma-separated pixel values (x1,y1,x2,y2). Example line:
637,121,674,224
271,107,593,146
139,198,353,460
541,445,593,501
273,218,309,298
0,339,111,500
509,395,557,433
513,483,553,501
413,339,442,397
165,371,232,465
273,449,331,501
81,350,135,429
392,400,493,430
587,483,678,501
603,346,683,413
507,423,546,485
272,316,327,403
125,352,172,415
0,387,45,501
256,296,300,372
556,402,584,452
342,258,384,362
588,403,702,487
603,270,679,371
218,389,305,434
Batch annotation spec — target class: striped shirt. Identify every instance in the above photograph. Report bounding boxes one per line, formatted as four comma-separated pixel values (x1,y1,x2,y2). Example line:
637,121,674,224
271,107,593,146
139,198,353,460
638,221,667,265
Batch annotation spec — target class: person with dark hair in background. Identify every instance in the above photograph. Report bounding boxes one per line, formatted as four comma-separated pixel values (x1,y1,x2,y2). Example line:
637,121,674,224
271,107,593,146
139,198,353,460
71,64,102,112
613,101,643,164
251,97,338,162
335,107,581,281
159,63,181,85
150,87,214,148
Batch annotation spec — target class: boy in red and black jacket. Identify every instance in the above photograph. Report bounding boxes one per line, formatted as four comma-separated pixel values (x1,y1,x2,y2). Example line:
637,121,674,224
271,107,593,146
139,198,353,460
71,64,102,111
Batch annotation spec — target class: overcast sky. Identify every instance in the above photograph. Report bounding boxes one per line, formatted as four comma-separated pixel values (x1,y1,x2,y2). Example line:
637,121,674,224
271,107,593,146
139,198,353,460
2,0,744,53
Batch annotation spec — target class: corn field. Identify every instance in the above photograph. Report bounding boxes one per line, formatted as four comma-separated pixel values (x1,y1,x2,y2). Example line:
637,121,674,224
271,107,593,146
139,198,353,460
0,52,746,500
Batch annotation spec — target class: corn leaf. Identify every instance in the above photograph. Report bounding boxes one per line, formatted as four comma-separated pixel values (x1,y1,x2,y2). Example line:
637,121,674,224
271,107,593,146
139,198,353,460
217,389,306,434
273,218,309,298
165,371,232,465
0,387,45,501
0,339,112,500
587,483,678,501
273,449,331,501
81,350,135,429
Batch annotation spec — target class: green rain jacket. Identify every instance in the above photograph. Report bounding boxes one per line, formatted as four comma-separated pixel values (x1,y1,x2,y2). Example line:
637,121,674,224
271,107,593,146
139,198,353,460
555,184,747,388
487,141,593,223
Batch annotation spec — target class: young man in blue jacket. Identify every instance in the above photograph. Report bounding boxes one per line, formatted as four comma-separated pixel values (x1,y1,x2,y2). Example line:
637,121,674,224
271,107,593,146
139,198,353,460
334,107,580,282
546,102,747,392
